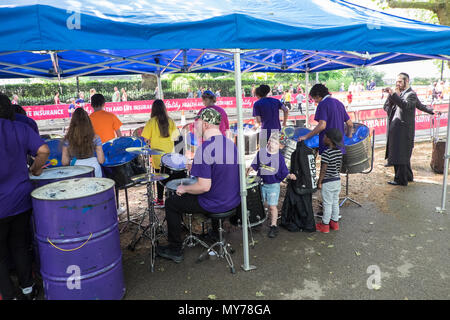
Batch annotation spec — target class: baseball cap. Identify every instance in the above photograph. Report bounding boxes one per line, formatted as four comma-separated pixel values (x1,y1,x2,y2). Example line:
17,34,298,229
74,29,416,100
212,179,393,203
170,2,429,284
194,107,222,125
324,128,343,147
202,90,216,99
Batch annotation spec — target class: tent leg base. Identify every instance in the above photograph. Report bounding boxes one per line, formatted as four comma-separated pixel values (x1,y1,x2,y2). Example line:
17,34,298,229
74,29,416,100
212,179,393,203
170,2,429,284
435,207,447,214
241,264,257,272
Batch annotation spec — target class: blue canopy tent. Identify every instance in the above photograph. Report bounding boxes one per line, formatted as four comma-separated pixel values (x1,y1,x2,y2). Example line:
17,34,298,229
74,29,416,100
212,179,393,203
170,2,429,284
1,0,450,271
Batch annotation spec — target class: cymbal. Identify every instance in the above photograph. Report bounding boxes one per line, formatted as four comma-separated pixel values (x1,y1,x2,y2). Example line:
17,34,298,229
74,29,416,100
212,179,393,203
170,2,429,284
131,173,169,183
125,147,165,156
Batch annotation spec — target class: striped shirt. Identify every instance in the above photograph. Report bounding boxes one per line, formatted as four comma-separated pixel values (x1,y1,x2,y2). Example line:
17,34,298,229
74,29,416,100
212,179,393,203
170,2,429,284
321,148,342,183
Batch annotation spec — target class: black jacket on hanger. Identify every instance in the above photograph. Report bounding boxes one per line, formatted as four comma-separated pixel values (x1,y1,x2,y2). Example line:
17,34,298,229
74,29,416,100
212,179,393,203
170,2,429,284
280,141,317,232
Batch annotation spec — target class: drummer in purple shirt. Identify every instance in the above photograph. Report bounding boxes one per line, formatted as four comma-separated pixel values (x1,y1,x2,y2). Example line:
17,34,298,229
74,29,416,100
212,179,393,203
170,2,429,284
157,107,240,263
0,94,49,300
298,84,353,154
253,84,289,149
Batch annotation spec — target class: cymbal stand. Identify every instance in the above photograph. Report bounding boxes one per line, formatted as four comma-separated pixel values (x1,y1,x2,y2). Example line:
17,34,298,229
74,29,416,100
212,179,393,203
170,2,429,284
127,152,165,272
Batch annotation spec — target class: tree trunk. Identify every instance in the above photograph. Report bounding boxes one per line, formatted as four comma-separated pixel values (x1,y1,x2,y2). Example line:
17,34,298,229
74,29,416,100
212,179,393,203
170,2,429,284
141,74,157,91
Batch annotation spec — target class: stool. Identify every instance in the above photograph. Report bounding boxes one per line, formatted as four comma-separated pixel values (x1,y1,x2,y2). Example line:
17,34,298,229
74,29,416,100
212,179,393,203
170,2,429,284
196,208,237,274
182,213,210,250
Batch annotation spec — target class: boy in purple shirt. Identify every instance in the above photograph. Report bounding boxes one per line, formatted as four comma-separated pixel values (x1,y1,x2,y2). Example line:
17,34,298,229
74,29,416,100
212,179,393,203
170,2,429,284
0,94,49,300
253,85,289,149
298,84,353,154
247,132,289,238
157,107,240,263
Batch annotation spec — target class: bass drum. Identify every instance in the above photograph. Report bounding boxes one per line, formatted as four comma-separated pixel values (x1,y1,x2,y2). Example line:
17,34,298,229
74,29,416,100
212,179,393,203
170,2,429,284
230,176,267,228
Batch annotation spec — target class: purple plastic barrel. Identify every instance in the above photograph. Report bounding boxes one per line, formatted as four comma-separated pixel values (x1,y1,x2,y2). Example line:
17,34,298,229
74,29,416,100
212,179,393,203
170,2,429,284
31,178,125,300
30,166,95,189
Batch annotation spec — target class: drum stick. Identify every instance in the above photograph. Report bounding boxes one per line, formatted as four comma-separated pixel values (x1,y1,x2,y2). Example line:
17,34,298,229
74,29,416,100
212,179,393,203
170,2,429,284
42,163,51,169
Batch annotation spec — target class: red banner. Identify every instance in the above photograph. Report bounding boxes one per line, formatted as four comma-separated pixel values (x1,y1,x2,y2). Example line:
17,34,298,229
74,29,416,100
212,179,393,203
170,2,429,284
23,97,261,121
359,104,448,135
23,95,447,138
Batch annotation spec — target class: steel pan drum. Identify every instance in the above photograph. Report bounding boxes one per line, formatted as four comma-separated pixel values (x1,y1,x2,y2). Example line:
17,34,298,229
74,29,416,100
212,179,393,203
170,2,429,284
341,123,372,174
230,123,259,155
280,126,319,149
281,127,319,170
31,178,125,300
102,137,147,187
280,138,298,171
30,165,94,189
45,139,63,168
29,165,95,274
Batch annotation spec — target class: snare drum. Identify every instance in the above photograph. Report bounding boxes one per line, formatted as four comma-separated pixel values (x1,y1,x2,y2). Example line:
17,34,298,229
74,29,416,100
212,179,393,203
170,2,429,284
160,153,188,183
165,177,198,199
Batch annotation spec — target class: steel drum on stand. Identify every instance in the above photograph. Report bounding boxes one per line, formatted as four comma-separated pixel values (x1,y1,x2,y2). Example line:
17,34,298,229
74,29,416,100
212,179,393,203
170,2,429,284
30,165,95,189
29,165,95,272
341,123,372,174
102,136,147,188
280,126,319,170
230,123,259,154
31,178,125,300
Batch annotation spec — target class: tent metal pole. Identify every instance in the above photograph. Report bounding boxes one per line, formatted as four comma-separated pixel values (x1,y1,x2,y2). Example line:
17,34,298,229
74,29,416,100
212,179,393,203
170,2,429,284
306,70,310,128
436,95,450,214
157,72,163,100
233,49,255,272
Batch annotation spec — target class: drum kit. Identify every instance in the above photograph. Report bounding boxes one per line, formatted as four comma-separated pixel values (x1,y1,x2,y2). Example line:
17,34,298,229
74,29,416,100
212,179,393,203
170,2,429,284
100,136,193,272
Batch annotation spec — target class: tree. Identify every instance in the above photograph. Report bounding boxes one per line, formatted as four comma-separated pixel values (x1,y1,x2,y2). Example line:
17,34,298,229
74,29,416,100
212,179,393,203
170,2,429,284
385,0,448,25
377,0,449,68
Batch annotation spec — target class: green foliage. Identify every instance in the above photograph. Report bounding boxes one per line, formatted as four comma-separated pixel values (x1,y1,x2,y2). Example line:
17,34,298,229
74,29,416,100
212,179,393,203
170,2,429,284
0,69,387,105
345,67,385,86
412,77,440,85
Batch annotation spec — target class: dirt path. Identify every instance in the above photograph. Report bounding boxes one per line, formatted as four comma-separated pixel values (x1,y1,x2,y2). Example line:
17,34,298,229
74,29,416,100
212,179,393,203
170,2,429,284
117,141,445,253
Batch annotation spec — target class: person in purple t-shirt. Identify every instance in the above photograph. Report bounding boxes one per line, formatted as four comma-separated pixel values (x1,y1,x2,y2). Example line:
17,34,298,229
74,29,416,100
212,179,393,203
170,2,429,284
0,94,49,300
247,132,288,238
157,107,240,263
298,84,353,155
181,90,231,149
253,85,289,149
198,90,230,138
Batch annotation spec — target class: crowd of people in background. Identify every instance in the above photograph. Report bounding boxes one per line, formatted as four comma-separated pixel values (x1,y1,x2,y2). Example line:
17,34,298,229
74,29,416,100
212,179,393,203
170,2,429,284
8,78,449,119
429,80,447,105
